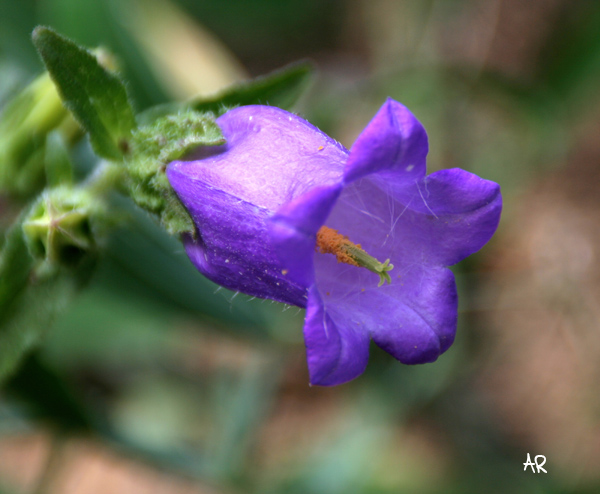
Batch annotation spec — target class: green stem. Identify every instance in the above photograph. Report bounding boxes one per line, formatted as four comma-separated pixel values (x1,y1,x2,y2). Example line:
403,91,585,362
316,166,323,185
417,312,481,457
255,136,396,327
83,161,125,197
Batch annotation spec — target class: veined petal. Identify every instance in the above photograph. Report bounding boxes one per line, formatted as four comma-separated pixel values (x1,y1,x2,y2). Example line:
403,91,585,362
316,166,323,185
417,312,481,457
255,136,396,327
304,286,370,386
320,168,501,272
367,266,457,361
344,98,428,184
391,168,502,265
314,261,457,365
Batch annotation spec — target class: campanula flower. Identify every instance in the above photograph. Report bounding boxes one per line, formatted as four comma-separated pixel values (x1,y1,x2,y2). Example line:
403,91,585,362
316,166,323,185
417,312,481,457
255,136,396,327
167,99,502,386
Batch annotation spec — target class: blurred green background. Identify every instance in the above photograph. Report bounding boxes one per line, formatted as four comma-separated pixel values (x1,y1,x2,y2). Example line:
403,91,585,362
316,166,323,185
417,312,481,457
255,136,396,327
2,0,600,493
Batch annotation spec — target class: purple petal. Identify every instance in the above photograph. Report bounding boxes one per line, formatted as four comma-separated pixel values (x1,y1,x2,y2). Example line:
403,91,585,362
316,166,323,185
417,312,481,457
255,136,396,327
319,168,501,271
170,178,307,306
270,184,342,288
313,257,457,365
167,105,348,306
391,168,502,265
304,286,370,386
170,105,347,211
344,98,428,184
308,168,497,369
367,266,457,361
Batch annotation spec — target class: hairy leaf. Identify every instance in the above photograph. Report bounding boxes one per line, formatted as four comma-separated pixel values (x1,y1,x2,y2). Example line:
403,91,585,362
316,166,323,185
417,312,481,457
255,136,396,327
138,61,314,124
32,26,136,161
192,60,314,114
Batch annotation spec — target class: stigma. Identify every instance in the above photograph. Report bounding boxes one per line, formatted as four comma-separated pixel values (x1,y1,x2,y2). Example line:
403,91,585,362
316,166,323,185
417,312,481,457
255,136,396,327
316,226,394,287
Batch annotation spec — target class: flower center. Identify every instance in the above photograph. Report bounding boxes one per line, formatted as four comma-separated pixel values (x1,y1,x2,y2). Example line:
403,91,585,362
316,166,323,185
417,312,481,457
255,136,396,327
316,226,394,287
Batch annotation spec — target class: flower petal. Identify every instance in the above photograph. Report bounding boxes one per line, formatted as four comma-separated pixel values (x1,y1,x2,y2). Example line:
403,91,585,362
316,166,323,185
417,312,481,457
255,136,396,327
168,178,307,306
313,264,457,367
270,184,342,288
167,105,349,306
367,266,457,361
403,168,502,265
371,167,503,266
319,168,501,272
344,98,428,184
170,105,347,212
304,286,370,386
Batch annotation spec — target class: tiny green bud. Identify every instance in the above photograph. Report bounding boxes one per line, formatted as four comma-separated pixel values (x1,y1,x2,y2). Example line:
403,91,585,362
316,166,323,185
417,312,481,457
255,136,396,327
22,187,103,271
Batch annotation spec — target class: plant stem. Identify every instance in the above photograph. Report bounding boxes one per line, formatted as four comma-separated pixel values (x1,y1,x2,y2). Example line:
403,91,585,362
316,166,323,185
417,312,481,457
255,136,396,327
84,161,125,197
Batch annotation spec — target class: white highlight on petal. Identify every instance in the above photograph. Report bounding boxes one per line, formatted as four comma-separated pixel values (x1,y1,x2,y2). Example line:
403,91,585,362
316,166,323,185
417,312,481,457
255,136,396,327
406,164,415,171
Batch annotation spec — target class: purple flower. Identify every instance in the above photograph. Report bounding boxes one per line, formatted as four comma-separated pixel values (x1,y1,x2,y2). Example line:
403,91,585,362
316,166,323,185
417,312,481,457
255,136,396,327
167,98,502,386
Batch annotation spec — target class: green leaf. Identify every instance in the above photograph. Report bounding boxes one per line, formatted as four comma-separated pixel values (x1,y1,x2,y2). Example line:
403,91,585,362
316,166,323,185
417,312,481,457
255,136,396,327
192,60,314,114
0,205,97,385
138,61,315,124
32,26,136,161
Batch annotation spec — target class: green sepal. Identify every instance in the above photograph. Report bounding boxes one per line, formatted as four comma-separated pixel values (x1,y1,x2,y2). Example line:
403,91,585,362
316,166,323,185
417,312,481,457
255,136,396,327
126,110,225,235
32,26,136,161
138,60,314,124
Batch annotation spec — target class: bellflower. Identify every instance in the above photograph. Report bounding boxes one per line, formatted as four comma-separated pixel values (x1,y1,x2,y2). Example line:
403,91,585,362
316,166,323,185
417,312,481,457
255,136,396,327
166,98,502,386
